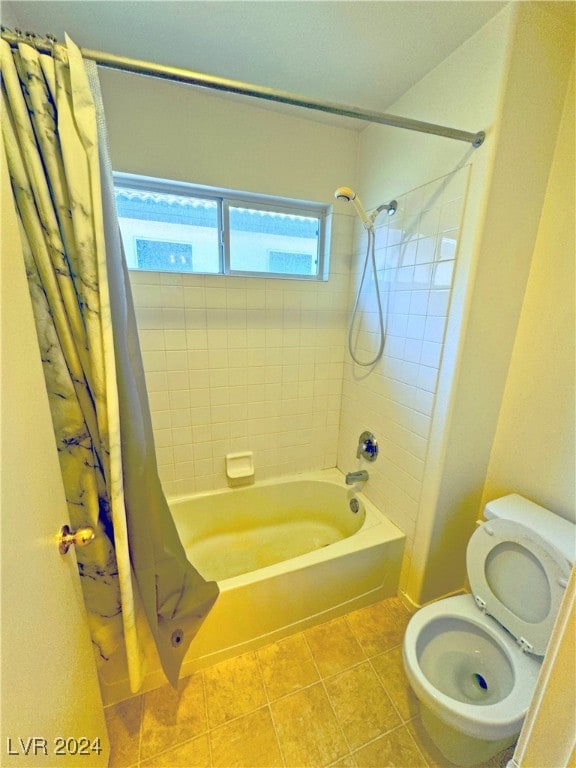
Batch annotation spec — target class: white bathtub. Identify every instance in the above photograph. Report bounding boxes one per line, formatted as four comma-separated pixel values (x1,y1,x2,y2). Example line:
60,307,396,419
175,469,405,675
174,470,380,581
101,469,405,704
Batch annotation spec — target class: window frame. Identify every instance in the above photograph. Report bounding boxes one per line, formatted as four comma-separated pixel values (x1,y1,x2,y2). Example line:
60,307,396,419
113,172,330,281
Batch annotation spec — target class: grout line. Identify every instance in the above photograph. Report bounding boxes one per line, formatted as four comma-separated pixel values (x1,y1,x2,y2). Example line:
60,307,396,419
137,692,144,768
403,723,434,768
265,700,287,768
253,646,288,768
367,654,405,723
346,720,431,766
259,654,369,707
201,670,213,768
208,701,270,733
302,632,355,765
342,614,370,658
138,733,209,768
138,674,213,767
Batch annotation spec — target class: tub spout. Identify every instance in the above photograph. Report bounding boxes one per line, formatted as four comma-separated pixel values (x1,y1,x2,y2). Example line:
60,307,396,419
345,470,369,485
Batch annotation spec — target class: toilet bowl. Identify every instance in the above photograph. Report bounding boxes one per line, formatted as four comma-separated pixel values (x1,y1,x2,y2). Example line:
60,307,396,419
403,594,541,740
403,494,575,767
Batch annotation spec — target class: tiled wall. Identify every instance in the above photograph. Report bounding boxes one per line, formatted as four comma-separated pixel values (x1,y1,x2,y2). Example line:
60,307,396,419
337,168,469,566
130,213,353,496
130,166,468,568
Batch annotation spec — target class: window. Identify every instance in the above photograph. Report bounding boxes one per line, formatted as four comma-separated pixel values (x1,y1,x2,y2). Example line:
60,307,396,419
268,251,313,275
135,239,193,272
114,180,220,274
114,173,329,280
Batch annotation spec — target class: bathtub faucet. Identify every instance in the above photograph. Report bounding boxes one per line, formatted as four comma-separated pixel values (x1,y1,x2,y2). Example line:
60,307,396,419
345,470,369,485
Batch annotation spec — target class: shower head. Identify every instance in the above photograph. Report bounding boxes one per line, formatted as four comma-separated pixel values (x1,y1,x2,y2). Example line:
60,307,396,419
334,186,357,203
334,187,397,230
334,186,372,230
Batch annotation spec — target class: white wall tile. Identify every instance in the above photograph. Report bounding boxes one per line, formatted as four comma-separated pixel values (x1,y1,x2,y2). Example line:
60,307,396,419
337,169,468,541
130,171,466,506
131,216,352,493
162,308,185,329
423,315,446,343
428,289,451,316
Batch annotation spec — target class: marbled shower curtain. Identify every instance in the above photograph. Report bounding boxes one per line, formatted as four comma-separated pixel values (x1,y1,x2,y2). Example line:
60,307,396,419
1,35,218,690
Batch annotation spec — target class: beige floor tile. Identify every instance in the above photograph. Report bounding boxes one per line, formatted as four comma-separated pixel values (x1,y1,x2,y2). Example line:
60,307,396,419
329,755,357,767
305,616,366,677
324,662,402,750
140,673,207,761
271,682,349,767
204,651,267,728
210,706,284,768
104,696,142,768
346,598,411,657
258,632,320,700
354,725,427,767
140,734,210,767
371,645,419,721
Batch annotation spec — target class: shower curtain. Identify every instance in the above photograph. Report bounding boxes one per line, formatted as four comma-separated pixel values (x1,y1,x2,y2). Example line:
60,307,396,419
0,35,218,691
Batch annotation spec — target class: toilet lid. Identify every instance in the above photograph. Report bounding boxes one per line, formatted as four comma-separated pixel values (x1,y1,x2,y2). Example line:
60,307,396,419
467,518,571,655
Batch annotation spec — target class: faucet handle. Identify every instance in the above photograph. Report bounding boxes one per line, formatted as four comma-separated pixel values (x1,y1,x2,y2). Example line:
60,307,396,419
357,431,378,461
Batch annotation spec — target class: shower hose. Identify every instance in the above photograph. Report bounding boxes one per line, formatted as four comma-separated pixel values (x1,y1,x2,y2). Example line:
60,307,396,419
348,227,386,367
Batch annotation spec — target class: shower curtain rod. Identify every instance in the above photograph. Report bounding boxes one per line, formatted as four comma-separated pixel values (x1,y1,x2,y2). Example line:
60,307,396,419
1,27,485,147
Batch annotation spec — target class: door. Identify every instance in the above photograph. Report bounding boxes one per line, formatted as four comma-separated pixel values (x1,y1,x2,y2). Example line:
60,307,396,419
0,153,110,766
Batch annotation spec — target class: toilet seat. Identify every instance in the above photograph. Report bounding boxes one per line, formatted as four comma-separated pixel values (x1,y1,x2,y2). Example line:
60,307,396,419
467,518,571,655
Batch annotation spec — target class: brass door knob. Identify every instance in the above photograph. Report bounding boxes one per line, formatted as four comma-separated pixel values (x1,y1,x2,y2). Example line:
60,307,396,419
58,524,95,555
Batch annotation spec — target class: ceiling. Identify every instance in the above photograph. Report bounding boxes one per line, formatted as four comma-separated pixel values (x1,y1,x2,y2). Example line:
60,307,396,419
2,1,507,129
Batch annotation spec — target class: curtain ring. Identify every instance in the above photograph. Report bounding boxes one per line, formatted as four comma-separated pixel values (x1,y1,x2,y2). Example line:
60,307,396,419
45,33,58,54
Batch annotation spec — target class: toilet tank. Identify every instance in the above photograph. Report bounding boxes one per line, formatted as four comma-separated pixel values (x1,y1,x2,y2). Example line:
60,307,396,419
484,493,576,567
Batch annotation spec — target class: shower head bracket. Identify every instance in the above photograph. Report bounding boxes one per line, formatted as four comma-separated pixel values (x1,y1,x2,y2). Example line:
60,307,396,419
373,199,397,220
334,187,397,230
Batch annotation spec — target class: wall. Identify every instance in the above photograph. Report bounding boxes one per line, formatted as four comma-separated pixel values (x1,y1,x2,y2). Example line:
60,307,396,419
338,2,574,605
415,2,575,603
0,3,19,26
99,70,359,493
337,5,514,600
99,69,358,203
482,67,575,524
511,568,576,768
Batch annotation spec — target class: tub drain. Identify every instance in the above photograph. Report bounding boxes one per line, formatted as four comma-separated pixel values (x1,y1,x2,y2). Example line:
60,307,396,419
472,673,488,691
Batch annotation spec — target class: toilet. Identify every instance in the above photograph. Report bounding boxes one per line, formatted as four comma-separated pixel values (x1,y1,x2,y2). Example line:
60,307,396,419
402,494,575,767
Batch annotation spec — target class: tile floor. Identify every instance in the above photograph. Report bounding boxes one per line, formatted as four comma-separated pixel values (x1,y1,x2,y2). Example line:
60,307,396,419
105,597,515,768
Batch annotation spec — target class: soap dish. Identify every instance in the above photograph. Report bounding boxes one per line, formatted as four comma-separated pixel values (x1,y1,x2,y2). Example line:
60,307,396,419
225,451,254,480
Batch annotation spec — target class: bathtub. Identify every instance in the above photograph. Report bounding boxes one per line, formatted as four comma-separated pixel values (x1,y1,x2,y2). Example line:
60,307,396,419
101,469,405,704
174,468,405,673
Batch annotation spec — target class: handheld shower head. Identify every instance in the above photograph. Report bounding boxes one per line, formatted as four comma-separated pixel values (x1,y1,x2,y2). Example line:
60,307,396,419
334,186,372,230
334,186,356,203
